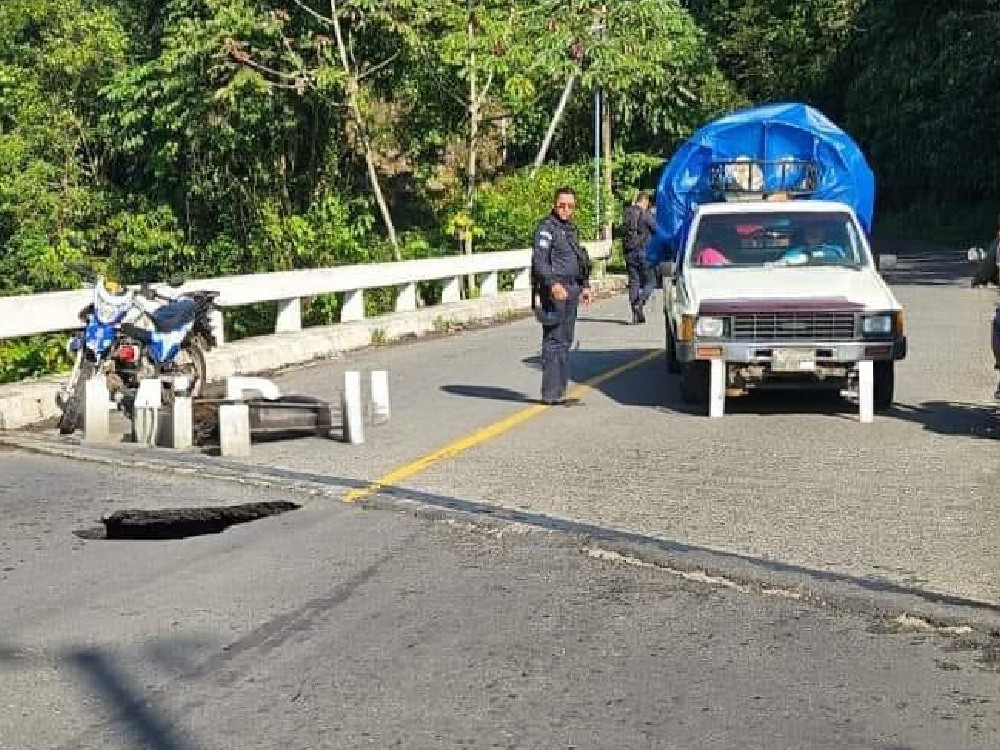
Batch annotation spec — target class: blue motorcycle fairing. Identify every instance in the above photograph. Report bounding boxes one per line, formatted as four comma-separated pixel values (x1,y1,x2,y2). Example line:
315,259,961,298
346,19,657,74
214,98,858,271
147,323,194,364
151,297,198,332
83,313,126,356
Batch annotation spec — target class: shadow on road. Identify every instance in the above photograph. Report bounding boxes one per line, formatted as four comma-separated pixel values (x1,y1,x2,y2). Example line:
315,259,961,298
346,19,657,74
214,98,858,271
439,349,858,416
447,349,1000,432
576,315,632,326
68,648,198,750
441,384,531,403
888,401,1000,440
723,390,857,418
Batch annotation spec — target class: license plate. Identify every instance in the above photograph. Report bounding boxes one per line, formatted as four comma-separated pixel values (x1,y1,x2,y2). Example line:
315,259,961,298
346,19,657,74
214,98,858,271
772,348,816,372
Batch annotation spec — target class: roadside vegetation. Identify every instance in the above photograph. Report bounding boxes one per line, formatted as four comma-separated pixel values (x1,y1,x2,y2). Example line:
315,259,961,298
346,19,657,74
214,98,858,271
2,1,997,380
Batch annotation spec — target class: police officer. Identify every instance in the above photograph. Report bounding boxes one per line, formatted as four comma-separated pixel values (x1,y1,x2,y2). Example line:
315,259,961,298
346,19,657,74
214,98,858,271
622,191,657,324
531,186,593,405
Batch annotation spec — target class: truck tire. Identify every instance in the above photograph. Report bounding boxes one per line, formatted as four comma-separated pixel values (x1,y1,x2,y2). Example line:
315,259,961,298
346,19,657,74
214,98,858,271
873,361,895,411
664,321,681,374
680,361,710,404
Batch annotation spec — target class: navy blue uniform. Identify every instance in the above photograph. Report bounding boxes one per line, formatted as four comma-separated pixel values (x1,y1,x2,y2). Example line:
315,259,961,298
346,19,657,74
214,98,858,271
532,212,591,402
622,203,656,312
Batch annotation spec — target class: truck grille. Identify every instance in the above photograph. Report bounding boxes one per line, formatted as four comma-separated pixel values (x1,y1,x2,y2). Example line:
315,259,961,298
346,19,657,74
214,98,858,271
730,312,857,341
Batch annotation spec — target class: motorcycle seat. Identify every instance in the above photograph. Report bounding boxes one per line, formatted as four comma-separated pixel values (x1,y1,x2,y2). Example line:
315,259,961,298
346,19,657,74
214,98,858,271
151,297,198,332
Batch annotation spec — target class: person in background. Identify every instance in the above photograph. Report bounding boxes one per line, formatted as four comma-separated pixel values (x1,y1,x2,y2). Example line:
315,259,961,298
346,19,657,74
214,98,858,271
531,186,593,405
970,225,1000,399
622,191,657,324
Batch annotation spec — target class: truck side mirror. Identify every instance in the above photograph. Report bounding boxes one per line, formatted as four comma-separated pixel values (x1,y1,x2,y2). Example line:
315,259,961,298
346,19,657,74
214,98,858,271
877,253,897,271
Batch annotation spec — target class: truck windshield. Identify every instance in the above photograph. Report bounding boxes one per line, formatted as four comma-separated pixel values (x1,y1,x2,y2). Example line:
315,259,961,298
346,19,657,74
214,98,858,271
690,211,866,269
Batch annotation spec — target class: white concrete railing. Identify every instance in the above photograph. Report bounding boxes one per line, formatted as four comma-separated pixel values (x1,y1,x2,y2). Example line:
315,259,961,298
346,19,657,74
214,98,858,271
0,242,612,344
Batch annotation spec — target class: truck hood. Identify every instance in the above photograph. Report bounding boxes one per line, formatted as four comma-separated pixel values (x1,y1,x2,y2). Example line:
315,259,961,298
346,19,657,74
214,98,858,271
686,266,898,312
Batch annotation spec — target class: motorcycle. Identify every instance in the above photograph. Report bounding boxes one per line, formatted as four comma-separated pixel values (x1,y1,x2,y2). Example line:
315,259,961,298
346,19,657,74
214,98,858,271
57,271,220,434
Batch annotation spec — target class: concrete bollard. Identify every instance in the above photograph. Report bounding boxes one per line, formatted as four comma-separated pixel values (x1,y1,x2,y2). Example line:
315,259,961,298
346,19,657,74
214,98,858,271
226,375,281,402
370,370,390,425
132,378,163,446
219,403,251,458
342,370,364,445
858,360,874,423
708,359,725,419
158,396,193,450
82,376,112,443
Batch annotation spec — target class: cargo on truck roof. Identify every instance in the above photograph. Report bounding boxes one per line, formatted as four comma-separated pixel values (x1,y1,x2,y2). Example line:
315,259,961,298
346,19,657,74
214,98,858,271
647,103,875,267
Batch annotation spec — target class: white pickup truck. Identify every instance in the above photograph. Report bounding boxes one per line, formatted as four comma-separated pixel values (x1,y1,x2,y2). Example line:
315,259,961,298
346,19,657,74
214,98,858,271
662,199,906,410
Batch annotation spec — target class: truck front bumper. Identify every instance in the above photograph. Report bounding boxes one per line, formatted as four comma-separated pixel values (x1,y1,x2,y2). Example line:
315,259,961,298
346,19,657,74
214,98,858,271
677,337,907,365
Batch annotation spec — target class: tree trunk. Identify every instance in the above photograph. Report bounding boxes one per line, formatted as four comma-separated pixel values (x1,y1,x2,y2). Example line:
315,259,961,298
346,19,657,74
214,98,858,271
329,0,401,261
500,116,508,166
461,5,478,298
601,92,613,240
531,75,576,178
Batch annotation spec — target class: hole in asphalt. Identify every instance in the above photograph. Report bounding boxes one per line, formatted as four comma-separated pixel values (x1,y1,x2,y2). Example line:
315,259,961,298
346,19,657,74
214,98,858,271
74,501,300,541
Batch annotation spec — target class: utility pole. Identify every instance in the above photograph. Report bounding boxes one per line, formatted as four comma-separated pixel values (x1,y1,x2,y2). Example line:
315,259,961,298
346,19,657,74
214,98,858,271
594,86,601,238
590,8,606,239
600,5,612,241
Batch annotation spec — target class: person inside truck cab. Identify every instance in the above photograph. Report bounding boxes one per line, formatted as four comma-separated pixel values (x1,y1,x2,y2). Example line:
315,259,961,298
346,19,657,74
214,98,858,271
780,223,848,265
694,224,732,266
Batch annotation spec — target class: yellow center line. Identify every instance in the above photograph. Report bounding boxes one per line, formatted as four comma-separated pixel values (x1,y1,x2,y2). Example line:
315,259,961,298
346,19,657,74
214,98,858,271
343,348,662,503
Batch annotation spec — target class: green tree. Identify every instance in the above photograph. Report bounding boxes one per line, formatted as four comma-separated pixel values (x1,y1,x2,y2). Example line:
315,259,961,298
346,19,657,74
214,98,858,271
0,0,129,293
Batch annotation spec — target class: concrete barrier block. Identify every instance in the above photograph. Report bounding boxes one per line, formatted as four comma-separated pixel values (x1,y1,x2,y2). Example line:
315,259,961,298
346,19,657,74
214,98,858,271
82,376,112,443
708,359,725,418
219,403,251,457
158,396,193,450
130,378,163,445
342,370,364,444
226,375,281,402
858,360,874,423
370,370,390,425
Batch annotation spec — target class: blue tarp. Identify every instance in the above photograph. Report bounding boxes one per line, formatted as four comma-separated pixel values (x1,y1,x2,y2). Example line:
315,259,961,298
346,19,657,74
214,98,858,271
647,102,875,266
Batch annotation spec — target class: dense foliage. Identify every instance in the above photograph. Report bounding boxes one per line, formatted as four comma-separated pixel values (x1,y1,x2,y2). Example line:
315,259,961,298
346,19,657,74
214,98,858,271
687,0,1000,229
3,0,998,379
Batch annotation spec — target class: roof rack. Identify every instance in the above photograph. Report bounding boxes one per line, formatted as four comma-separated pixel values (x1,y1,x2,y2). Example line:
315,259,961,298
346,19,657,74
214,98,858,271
709,159,819,202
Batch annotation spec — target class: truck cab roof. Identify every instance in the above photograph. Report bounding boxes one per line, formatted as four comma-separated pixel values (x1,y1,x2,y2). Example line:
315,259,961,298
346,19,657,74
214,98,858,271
693,200,858,217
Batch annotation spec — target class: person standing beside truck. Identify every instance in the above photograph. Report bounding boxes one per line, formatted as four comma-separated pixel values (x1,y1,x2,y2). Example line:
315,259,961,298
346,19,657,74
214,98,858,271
531,187,593,405
622,191,657,324
970,224,1000,398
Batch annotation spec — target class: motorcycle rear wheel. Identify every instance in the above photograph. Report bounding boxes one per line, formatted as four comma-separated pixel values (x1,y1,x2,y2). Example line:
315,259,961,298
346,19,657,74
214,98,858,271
166,336,207,401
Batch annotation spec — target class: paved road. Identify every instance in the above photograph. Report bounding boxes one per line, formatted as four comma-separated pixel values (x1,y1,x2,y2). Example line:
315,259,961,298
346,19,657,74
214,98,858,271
211,246,1000,606
1,452,999,749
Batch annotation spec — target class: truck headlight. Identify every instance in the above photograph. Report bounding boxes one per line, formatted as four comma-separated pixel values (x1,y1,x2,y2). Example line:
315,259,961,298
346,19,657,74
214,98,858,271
695,316,725,338
861,314,892,336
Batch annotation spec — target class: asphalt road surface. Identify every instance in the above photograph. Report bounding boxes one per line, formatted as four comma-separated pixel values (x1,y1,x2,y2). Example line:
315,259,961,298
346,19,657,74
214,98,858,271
4,245,1000,748
235,245,1000,606
1,450,999,750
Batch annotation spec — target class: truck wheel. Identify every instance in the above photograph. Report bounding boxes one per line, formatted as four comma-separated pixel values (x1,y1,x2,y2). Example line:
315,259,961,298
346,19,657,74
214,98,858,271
680,361,710,404
664,322,681,374
873,361,895,411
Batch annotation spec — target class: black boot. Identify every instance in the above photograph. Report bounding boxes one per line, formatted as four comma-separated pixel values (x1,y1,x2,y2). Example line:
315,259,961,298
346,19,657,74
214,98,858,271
631,304,642,325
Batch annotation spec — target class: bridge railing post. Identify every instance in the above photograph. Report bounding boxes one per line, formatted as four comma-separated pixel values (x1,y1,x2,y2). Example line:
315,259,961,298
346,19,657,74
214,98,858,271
275,298,303,333
441,276,462,304
395,282,417,312
480,271,499,298
341,289,365,322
